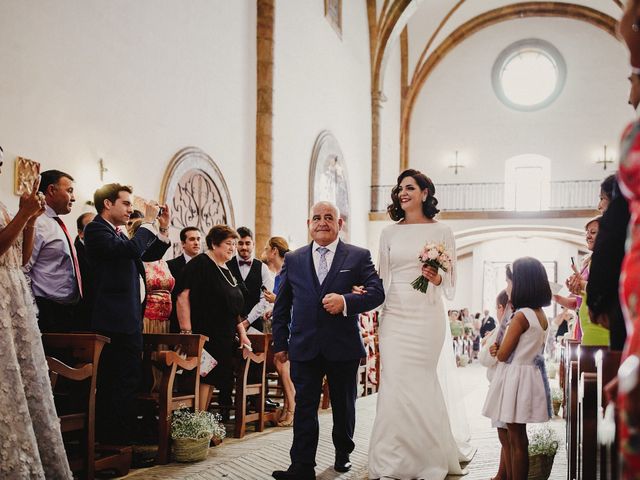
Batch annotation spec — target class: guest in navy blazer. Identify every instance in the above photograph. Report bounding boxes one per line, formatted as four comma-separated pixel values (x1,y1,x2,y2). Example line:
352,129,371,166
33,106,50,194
84,183,170,444
271,201,385,480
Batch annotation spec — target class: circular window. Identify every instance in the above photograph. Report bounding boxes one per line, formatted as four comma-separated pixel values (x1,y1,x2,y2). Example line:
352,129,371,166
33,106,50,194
492,39,566,111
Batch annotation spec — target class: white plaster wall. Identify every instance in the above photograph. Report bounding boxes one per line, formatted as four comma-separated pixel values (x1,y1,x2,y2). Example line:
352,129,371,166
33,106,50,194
409,18,632,184
0,0,255,231
453,237,578,313
272,0,372,249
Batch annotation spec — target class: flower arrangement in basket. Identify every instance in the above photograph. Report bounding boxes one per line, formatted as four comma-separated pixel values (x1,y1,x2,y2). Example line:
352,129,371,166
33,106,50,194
551,387,563,417
171,409,226,462
411,242,452,293
458,353,470,367
527,424,559,480
546,361,558,379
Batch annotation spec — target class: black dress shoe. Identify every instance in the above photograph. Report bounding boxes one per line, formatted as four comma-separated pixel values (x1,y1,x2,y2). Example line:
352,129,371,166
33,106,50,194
334,453,352,472
272,464,315,479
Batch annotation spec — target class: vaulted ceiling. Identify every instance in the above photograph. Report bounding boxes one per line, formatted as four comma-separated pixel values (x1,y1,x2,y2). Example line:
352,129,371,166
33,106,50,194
366,0,625,187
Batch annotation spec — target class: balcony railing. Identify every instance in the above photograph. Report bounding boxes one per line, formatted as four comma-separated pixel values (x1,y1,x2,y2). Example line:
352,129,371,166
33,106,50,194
370,180,601,212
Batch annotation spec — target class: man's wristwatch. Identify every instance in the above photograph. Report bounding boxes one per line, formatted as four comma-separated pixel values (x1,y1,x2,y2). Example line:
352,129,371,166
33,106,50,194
159,226,169,234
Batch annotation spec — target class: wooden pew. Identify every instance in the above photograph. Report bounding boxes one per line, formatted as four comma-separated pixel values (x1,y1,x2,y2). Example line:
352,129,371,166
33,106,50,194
569,345,602,480
137,333,207,464
596,350,622,480
564,340,580,480
234,333,269,438
43,333,133,479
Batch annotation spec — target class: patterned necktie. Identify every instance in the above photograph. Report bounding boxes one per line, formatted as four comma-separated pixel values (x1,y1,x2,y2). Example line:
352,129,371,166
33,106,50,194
53,216,83,297
316,247,329,284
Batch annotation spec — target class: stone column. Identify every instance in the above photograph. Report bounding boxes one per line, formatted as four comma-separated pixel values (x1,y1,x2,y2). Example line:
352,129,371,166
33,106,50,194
255,0,274,250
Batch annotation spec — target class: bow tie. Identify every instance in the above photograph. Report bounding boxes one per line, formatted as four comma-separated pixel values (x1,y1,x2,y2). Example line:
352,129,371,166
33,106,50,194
239,260,252,267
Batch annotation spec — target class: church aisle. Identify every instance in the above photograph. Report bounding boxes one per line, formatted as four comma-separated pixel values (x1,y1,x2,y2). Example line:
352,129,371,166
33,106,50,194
122,362,566,479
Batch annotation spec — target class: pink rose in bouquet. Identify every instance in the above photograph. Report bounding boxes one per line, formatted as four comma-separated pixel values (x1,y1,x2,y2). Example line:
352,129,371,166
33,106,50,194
411,242,451,293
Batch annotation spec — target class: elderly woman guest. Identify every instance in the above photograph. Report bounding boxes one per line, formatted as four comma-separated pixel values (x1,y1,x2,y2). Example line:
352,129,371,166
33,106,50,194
175,225,251,411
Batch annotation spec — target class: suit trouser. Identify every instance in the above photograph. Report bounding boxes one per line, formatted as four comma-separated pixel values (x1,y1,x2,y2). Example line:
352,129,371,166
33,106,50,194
35,296,77,333
289,354,360,466
95,330,142,444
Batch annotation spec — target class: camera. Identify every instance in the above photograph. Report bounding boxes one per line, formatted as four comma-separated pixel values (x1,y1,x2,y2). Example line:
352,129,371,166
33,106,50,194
157,206,164,218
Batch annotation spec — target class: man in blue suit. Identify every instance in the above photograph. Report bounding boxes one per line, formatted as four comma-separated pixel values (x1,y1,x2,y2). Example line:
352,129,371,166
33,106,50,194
272,201,385,480
84,183,170,444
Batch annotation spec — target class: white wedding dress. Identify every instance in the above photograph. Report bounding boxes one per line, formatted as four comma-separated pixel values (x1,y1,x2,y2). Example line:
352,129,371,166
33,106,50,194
368,222,475,480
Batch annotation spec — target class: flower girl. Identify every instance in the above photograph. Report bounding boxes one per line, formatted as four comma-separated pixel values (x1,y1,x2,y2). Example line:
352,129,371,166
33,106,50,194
482,257,552,479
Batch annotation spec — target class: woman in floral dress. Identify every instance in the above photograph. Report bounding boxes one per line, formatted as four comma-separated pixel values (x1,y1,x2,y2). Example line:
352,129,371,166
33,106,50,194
0,153,72,479
128,219,175,333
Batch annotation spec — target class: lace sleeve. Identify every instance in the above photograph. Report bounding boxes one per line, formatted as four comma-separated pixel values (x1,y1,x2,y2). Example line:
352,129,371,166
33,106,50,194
377,227,390,295
441,224,456,301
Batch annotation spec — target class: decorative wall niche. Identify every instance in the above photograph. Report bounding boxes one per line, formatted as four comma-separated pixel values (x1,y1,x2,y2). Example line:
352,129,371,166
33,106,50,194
309,131,350,241
160,147,235,256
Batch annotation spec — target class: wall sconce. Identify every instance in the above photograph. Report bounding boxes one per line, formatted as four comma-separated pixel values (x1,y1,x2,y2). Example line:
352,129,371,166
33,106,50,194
596,145,615,171
448,151,465,175
98,158,109,181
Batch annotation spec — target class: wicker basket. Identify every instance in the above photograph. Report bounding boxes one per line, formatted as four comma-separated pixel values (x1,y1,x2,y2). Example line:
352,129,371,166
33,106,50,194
528,453,555,480
172,436,211,462
552,399,562,417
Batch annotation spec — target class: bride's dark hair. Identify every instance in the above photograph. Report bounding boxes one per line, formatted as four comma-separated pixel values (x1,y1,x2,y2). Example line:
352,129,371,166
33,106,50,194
387,169,439,221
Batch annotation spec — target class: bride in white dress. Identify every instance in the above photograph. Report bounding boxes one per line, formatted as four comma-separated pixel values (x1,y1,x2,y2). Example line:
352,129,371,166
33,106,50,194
369,169,475,480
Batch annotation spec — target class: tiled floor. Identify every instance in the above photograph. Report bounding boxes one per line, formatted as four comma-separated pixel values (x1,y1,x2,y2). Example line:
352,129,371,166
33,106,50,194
123,362,566,479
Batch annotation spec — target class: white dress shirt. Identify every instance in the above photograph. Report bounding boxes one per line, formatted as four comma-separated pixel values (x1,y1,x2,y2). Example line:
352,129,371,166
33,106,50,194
235,253,274,290
237,254,275,327
24,205,78,303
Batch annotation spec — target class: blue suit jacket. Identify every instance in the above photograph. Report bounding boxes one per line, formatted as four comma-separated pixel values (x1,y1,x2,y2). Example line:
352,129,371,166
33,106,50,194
272,240,385,362
84,215,170,334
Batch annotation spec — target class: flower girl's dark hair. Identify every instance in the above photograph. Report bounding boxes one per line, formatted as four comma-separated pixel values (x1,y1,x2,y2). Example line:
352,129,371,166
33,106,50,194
510,257,552,309
387,169,440,221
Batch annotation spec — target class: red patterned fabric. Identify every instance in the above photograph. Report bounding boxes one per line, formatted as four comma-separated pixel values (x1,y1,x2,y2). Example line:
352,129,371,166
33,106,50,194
617,121,640,479
142,260,175,333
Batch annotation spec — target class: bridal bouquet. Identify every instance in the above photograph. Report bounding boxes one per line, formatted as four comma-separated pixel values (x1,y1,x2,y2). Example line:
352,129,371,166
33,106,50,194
411,242,452,293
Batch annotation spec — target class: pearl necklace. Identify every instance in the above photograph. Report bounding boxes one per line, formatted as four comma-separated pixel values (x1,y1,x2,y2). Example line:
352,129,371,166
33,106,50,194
207,250,238,287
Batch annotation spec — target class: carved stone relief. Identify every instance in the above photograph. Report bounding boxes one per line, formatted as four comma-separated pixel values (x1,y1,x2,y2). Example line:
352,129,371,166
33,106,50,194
160,147,235,257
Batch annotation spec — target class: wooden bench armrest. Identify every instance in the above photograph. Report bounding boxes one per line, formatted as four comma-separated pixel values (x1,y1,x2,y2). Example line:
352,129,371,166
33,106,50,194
242,349,266,364
46,356,93,381
156,351,199,371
